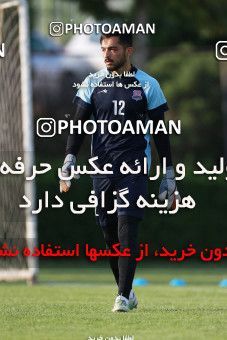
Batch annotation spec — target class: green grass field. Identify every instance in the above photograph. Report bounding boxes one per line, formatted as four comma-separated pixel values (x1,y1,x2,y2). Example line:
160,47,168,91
1,263,227,340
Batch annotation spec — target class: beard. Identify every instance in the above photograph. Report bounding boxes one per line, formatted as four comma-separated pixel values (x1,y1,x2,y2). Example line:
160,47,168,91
105,54,127,72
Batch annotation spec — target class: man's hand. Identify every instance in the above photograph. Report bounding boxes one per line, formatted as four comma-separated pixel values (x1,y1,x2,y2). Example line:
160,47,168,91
60,154,77,193
158,166,181,209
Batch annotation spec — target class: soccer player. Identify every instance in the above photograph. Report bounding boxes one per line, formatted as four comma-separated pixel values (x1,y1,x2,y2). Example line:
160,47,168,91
60,31,179,312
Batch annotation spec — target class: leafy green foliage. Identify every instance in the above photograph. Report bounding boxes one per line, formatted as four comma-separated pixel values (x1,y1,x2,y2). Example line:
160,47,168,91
147,45,222,164
131,0,227,46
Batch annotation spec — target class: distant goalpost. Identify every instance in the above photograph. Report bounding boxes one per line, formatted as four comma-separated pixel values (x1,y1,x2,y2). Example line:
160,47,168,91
0,0,38,283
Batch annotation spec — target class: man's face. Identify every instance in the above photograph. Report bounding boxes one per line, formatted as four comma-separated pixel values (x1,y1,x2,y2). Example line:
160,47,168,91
101,36,132,71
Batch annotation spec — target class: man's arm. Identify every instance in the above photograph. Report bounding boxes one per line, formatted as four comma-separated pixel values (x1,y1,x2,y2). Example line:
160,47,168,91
148,108,180,209
65,97,91,156
149,108,172,167
60,96,91,192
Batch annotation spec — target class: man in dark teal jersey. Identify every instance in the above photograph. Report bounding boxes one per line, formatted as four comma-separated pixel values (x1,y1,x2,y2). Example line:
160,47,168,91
60,31,179,312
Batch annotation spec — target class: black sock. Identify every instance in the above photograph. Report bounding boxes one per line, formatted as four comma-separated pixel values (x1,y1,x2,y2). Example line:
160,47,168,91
117,215,140,299
102,223,119,285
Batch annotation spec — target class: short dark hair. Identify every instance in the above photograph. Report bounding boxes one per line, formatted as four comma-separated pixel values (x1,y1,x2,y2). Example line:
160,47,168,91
100,31,133,47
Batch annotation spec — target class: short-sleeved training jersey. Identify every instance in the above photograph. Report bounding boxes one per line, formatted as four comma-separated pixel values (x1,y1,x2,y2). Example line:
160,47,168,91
73,66,168,177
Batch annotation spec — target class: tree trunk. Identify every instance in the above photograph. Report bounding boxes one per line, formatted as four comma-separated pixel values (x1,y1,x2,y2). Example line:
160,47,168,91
133,0,149,68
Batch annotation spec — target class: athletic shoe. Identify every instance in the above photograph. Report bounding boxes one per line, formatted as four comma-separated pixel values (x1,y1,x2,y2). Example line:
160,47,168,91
129,290,138,310
112,294,129,312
